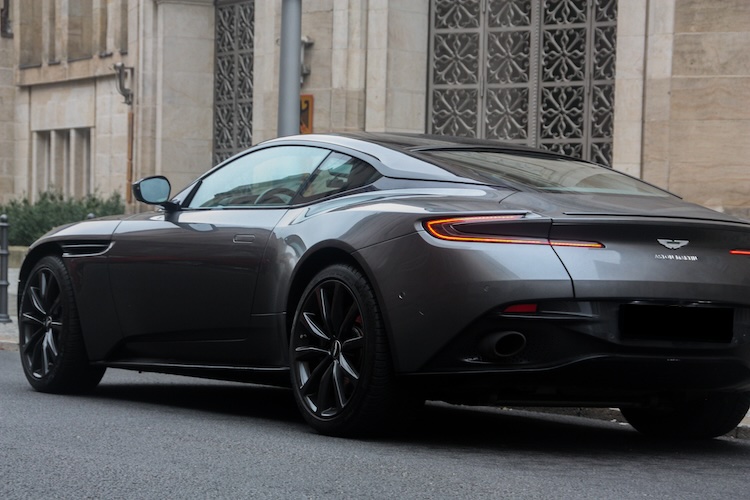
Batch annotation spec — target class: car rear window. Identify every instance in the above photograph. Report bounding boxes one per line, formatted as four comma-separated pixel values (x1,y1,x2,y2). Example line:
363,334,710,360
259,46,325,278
420,150,670,196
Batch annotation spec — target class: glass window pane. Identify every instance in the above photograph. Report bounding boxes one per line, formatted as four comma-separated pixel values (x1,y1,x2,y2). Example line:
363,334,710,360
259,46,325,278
298,153,381,203
422,150,670,196
188,146,329,208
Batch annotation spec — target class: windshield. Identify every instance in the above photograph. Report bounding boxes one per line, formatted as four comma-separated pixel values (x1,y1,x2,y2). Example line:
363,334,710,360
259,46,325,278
420,150,671,197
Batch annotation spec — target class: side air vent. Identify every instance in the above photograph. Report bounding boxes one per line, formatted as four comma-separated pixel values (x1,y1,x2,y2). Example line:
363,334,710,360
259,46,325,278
61,242,113,257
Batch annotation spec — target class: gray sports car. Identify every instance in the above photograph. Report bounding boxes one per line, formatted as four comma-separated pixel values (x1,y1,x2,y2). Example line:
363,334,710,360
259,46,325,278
18,133,750,438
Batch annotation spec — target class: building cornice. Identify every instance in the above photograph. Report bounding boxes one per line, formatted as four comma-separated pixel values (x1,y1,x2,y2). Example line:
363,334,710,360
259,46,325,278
154,0,214,6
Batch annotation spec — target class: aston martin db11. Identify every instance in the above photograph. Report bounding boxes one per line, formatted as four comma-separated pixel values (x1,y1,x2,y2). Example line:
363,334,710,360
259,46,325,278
18,133,750,438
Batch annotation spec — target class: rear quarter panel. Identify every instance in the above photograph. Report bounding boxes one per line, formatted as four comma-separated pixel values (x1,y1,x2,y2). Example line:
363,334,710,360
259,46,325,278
257,190,575,373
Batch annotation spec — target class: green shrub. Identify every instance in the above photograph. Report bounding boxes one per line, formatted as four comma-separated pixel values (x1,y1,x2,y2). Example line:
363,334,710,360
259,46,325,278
1,191,125,246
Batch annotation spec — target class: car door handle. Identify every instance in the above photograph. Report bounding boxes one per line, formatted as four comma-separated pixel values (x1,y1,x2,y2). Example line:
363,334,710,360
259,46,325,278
233,234,256,244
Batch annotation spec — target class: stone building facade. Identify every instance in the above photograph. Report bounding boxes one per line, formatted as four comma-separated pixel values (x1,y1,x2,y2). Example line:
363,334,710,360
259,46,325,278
0,0,748,217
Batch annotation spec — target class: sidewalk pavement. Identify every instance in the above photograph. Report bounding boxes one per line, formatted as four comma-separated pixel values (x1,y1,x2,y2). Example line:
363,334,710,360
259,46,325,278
1,266,748,438
0,267,18,351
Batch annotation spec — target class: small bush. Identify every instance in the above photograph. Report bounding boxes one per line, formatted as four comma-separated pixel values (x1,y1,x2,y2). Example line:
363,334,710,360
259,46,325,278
1,191,125,246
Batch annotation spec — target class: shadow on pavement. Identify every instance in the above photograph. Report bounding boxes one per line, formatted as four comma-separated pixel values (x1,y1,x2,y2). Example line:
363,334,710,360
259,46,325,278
91,380,303,424
391,403,750,457
83,375,750,457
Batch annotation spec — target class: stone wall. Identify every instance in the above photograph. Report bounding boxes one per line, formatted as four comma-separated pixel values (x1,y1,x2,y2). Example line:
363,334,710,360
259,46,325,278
668,0,750,216
6,0,215,206
149,0,215,193
11,0,133,202
624,0,750,216
5,0,750,217
253,0,429,143
0,29,13,203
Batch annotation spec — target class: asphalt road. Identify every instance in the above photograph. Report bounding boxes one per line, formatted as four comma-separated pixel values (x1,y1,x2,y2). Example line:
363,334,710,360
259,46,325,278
2,350,749,499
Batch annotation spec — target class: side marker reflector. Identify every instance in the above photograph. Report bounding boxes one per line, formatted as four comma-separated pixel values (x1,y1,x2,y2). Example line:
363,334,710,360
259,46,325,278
503,304,538,314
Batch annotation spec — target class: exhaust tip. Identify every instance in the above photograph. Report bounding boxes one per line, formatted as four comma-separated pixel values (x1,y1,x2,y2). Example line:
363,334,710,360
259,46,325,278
480,331,527,359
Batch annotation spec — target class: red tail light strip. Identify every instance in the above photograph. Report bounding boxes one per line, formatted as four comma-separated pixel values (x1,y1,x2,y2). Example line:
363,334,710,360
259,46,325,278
730,249,750,255
424,216,604,248
550,240,604,249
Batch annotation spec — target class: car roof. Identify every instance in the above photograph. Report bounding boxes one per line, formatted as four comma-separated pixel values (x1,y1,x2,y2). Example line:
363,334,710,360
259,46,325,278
272,132,554,155
259,132,571,185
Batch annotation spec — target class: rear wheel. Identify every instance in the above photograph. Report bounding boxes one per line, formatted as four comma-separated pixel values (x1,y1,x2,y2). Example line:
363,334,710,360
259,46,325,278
289,264,399,436
19,255,105,393
621,392,750,439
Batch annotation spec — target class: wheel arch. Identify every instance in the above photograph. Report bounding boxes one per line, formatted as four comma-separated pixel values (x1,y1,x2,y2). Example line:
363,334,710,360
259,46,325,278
284,247,399,367
18,243,64,308
285,247,364,333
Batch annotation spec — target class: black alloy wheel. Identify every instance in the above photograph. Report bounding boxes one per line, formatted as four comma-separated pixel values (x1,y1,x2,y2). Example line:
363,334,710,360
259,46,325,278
290,264,397,436
19,255,105,393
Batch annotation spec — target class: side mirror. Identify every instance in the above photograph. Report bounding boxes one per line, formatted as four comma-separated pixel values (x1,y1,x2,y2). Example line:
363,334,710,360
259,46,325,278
132,176,180,211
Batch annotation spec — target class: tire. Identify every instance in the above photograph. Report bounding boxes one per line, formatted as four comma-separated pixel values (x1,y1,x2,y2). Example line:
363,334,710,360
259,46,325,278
289,264,400,436
19,255,105,393
620,392,750,439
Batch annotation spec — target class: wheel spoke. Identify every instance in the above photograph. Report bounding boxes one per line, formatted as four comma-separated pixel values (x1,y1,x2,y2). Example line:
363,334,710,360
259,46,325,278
45,329,59,358
336,303,358,339
338,353,360,380
40,271,54,307
29,342,44,376
299,356,332,397
329,282,347,334
41,335,52,375
21,327,44,357
341,335,363,352
43,271,59,305
331,361,347,409
302,312,330,342
48,294,62,318
29,286,47,316
315,287,331,332
21,312,45,327
293,345,328,362
317,363,335,416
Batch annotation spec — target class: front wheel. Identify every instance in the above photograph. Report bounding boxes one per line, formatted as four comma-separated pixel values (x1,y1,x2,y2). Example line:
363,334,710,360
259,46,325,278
289,264,400,436
621,392,750,439
19,255,105,393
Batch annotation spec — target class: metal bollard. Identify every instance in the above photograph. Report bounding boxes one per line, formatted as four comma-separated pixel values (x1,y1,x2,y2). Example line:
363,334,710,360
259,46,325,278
0,214,10,323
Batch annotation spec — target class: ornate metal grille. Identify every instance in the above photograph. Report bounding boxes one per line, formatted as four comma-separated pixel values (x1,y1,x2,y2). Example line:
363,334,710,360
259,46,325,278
214,0,254,165
429,0,617,166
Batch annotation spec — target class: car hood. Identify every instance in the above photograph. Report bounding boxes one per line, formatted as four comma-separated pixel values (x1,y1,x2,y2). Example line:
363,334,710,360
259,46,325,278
28,214,135,251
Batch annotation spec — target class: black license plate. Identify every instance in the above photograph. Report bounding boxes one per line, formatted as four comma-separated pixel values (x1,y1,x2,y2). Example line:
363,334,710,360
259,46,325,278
620,304,733,343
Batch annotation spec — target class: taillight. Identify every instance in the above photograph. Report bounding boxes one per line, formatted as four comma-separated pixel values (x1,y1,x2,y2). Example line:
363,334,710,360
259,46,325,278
423,215,604,248
730,249,750,256
549,240,605,249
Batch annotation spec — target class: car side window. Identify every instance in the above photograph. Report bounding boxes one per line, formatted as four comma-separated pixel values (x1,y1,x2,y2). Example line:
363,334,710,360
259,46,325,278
297,152,381,203
187,146,330,208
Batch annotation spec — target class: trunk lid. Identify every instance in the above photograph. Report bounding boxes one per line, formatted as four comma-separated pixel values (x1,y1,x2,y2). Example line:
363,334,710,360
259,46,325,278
503,192,750,302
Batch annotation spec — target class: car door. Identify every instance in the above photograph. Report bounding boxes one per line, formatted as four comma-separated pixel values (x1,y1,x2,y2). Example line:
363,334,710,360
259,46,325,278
107,145,331,363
